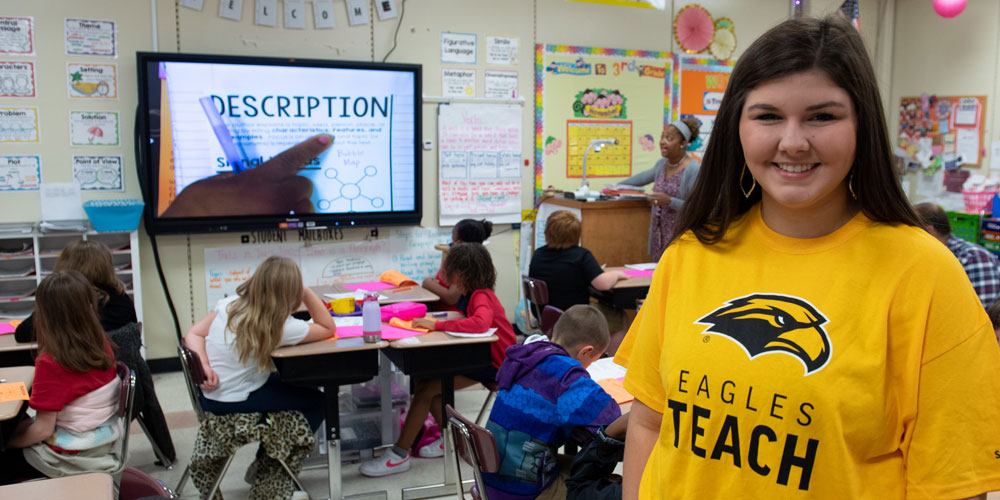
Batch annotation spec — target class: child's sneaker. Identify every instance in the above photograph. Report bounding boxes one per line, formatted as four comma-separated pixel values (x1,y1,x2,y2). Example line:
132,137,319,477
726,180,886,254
416,437,444,458
359,448,410,477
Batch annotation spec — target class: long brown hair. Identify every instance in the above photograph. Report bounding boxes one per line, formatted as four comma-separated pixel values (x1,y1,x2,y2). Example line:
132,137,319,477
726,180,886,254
226,256,303,371
35,270,114,372
674,16,920,244
54,239,126,304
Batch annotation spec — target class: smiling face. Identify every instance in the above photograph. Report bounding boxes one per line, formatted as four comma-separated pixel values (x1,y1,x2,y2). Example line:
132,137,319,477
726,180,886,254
660,125,686,159
739,69,857,223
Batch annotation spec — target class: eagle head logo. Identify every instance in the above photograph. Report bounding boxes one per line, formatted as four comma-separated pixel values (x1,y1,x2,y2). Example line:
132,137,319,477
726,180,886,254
696,294,831,375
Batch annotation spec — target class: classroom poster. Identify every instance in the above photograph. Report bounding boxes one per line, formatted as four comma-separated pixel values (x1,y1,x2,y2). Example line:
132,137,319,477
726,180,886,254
0,107,40,143
442,68,475,97
313,0,335,28
536,44,674,195
484,69,517,99
438,103,522,225
179,0,205,10
676,55,735,154
441,32,477,64
486,36,518,65
64,18,117,57
0,61,36,98
72,155,123,191
0,156,41,191
66,63,118,99
0,17,34,56
69,110,119,146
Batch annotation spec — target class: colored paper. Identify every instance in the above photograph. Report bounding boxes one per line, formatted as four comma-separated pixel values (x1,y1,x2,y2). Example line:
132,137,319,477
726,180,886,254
334,325,364,338
622,269,654,277
333,324,429,340
596,377,633,404
0,323,14,334
380,270,418,287
388,317,430,334
344,281,395,291
0,382,28,402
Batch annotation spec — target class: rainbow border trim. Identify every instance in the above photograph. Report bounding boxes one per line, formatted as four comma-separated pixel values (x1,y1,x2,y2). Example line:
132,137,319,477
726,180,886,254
535,44,677,202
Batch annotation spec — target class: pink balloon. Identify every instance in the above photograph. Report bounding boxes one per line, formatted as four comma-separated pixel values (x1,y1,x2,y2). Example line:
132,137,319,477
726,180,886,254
933,0,966,18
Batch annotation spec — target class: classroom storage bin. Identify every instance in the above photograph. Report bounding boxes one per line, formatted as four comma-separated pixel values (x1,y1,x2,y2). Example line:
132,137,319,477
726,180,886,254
982,218,1000,252
83,199,145,232
946,211,981,244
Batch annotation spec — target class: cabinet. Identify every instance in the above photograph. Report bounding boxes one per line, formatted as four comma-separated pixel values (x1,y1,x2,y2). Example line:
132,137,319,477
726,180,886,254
0,229,142,324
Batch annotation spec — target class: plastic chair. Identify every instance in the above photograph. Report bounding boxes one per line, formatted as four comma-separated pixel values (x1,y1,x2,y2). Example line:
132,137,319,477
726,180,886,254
120,466,177,499
175,343,310,499
446,404,500,500
521,276,550,333
113,361,137,477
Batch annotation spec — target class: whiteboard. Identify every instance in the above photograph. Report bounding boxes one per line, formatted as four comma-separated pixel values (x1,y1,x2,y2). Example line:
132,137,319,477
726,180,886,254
204,226,450,310
438,103,522,225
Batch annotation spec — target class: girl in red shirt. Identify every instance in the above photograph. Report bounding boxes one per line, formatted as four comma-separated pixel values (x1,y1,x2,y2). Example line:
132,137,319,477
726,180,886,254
360,242,515,476
1,270,120,484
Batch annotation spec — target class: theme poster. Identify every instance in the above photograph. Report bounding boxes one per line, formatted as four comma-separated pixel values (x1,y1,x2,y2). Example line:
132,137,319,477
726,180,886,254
536,44,674,195
676,55,735,154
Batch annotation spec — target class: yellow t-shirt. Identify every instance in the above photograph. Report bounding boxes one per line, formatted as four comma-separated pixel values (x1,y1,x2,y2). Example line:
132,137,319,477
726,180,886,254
618,204,1000,499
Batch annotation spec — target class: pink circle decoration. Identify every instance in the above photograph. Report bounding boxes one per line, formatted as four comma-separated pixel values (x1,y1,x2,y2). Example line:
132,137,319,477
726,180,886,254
933,0,966,18
674,5,715,54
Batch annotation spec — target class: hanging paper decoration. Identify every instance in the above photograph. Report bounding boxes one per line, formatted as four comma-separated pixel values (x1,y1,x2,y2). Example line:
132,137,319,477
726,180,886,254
714,17,733,30
674,5,714,54
933,0,966,18
709,27,736,60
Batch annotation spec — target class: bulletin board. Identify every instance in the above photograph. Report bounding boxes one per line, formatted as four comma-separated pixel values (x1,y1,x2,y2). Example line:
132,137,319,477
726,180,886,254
898,95,987,167
535,44,674,197
676,55,736,154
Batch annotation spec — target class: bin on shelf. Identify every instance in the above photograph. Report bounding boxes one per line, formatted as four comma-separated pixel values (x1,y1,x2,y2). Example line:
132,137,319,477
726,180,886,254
83,199,144,232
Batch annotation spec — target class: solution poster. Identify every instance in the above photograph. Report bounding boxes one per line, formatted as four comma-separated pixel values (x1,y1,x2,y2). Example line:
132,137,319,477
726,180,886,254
69,110,119,146
536,44,674,195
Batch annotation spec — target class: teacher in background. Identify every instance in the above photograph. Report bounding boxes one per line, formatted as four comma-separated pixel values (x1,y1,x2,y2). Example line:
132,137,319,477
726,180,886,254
621,118,702,261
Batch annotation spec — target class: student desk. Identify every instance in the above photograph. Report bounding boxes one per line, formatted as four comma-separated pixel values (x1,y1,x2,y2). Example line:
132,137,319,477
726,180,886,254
599,266,652,309
0,365,34,450
310,284,440,305
0,472,114,498
384,329,498,500
0,334,37,367
272,337,388,500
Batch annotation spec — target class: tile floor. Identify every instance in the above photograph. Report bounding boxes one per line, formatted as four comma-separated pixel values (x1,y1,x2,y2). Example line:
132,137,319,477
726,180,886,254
130,371,488,500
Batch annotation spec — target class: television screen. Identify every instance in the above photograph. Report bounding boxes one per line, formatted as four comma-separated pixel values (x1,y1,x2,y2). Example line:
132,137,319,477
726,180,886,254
135,52,421,234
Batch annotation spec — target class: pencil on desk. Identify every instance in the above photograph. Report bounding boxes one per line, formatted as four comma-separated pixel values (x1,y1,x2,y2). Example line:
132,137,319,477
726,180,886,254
391,286,413,293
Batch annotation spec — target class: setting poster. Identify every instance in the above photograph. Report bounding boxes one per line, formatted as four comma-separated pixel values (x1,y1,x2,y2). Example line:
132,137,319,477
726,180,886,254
536,44,674,196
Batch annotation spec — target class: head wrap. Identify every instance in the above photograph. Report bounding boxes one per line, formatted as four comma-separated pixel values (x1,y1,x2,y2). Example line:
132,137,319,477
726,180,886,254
670,119,693,143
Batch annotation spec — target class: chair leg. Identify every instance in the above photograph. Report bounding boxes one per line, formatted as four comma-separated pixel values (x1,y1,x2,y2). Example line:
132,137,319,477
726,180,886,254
276,458,310,499
136,416,173,469
206,455,237,500
449,429,465,500
475,391,496,426
175,465,190,494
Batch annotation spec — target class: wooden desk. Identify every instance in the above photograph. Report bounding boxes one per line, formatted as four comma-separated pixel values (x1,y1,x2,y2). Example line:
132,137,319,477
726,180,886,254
272,337,388,500
386,331,497,500
0,365,33,422
540,197,652,266
310,284,440,305
0,334,37,353
599,266,651,310
0,472,114,498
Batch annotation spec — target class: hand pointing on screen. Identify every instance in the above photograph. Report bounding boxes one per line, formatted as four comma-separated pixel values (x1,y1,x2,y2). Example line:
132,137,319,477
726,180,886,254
162,134,333,218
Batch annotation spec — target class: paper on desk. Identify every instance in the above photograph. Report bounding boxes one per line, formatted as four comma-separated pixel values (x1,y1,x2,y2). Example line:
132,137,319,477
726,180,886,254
0,323,14,334
324,291,388,302
624,263,657,271
344,281,395,291
0,382,29,402
622,269,654,277
334,326,364,338
332,323,430,340
587,357,627,380
596,378,633,404
444,328,497,338
333,316,364,328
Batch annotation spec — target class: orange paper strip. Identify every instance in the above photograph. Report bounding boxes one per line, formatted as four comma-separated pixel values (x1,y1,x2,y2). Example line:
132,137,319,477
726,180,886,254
0,382,29,402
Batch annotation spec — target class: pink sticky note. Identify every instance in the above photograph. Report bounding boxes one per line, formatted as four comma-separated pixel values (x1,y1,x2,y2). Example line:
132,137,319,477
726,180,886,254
344,281,395,291
334,326,365,338
622,269,654,277
0,323,14,335
380,325,430,340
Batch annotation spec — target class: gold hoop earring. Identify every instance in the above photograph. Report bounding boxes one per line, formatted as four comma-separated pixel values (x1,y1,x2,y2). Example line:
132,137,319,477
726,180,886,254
739,163,756,199
848,171,857,200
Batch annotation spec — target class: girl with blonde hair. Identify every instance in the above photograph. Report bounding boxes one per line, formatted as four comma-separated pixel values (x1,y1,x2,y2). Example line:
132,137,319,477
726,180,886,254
184,256,335,431
15,239,137,342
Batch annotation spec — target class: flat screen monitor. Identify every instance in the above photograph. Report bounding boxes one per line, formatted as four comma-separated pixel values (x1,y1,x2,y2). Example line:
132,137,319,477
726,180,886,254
135,52,422,234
